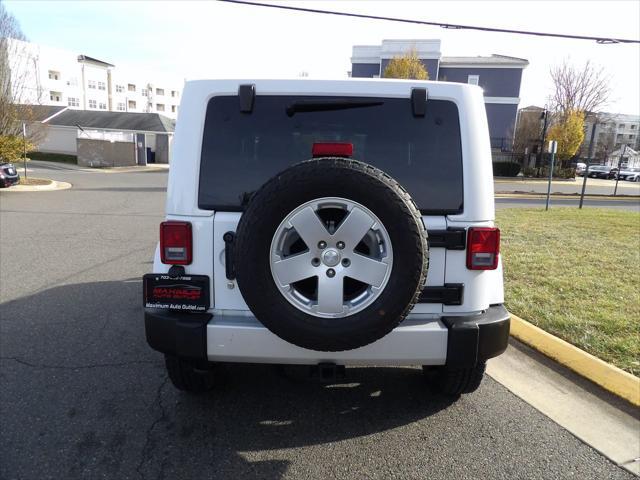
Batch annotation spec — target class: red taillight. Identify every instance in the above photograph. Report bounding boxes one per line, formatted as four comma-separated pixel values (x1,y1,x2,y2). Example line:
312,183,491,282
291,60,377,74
467,227,500,270
160,221,192,265
312,142,353,158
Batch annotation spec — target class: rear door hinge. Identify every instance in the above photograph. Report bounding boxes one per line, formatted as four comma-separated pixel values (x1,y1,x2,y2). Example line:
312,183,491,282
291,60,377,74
427,228,466,250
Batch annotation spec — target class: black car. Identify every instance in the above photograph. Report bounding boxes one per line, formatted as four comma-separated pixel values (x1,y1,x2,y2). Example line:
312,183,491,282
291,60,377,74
0,162,21,187
587,165,616,179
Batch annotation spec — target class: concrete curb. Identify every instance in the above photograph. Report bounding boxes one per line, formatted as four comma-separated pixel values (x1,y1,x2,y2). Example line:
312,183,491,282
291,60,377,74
510,314,640,407
0,180,72,192
97,166,169,174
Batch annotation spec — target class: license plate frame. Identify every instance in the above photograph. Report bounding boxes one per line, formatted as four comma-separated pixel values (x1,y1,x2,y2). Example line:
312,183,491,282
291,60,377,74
143,273,210,312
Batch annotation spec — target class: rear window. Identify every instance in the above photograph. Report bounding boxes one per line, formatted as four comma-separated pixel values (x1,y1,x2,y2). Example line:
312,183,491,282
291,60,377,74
198,95,463,214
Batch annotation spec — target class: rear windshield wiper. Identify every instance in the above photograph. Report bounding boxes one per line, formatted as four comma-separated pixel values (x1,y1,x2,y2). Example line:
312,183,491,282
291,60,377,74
286,99,384,117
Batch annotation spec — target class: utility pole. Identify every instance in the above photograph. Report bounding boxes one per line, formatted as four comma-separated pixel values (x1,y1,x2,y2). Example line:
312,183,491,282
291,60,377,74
613,144,627,196
579,119,598,209
539,109,549,171
546,140,558,211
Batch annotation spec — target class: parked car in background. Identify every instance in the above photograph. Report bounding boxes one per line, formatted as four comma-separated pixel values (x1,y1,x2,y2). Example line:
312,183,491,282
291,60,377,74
617,167,640,182
587,165,616,179
0,162,20,188
575,162,587,176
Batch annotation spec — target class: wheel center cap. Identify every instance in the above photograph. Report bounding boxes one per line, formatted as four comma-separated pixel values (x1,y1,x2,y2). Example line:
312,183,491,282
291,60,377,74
322,248,341,267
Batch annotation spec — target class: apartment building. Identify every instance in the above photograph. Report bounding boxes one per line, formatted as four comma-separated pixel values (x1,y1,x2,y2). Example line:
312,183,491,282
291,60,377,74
583,112,640,160
4,39,183,119
350,39,529,149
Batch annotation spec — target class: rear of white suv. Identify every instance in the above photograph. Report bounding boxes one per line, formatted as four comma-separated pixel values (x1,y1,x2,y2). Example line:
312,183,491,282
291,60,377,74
143,79,509,397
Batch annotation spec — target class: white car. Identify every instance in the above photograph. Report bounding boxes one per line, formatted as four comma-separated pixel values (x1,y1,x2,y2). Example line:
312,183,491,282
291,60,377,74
143,79,509,398
617,167,640,182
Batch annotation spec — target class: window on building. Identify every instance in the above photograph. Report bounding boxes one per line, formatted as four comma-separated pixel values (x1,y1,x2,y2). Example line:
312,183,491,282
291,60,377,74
48,70,60,80
67,97,79,107
156,88,164,96
171,105,177,113
619,124,625,129
617,134,623,140
128,83,136,92
98,81,106,91
128,100,136,109
89,99,97,109
630,134,636,140
116,85,124,93
66,77,78,86
631,125,637,130
171,90,177,98
99,102,107,110
156,103,165,112
141,88,148,97
88,80,96,89
117,102,126,111
49,91,62,102
467,75,480,85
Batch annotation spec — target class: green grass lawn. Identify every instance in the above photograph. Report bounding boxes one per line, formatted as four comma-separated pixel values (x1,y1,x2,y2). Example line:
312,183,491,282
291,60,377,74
496,208,640,376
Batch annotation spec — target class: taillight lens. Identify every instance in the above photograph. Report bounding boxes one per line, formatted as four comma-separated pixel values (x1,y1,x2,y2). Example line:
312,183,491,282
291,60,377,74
312,142,353,158
467,227,500,270
160,221,192,265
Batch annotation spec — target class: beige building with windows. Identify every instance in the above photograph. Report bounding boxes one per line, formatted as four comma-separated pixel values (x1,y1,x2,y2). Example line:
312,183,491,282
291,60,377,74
4,39,183,119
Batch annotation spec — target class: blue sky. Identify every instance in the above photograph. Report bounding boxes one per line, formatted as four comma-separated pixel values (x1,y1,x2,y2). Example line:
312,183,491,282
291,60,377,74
5,0,640,114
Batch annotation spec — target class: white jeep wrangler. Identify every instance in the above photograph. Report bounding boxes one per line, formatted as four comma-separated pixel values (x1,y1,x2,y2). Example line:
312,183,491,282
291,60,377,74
144,79,509,397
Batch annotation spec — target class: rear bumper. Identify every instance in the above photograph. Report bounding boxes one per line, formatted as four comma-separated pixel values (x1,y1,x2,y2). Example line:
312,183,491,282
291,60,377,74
144,305,510,367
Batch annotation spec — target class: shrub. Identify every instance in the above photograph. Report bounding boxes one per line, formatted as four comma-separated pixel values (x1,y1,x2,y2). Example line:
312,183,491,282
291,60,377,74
522,167,538,177
492,162,521,177
0,135,34,162
28,151,78,164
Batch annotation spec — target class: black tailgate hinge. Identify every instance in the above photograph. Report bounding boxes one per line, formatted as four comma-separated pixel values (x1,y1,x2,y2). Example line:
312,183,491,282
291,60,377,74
427,228,466,250
419,284,464,305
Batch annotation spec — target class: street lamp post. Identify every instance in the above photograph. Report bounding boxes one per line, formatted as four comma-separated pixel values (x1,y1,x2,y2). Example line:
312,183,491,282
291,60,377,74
579,119,598,209
613,145,627,196
545,140,558,211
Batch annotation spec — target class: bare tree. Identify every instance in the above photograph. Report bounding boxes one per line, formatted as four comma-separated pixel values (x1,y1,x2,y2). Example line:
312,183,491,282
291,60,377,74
1,2,39,136
549,59,611,115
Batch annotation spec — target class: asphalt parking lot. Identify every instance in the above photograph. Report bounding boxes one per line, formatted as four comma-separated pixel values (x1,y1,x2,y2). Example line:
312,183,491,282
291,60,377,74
0,164,637,479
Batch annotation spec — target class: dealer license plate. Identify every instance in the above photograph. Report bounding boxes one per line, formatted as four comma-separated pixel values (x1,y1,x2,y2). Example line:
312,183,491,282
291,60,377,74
143,274,210,311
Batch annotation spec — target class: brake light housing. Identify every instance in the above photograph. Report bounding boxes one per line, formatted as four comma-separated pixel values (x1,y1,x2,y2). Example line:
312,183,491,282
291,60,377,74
466,227,500,270
160,221,192,265
312,142,353,158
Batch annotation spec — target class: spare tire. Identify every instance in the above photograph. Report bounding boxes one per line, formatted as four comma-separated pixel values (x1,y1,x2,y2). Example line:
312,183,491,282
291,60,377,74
234,158,428,352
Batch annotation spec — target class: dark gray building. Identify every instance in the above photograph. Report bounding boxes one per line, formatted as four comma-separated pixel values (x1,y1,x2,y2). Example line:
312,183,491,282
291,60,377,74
350,40,528,149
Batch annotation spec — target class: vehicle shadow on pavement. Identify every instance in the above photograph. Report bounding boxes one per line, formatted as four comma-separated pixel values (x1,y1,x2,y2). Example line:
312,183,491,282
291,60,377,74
0,280,455,480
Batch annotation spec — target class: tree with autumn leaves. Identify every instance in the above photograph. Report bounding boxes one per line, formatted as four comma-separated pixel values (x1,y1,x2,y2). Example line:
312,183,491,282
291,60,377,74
544,60,610,166
546,110,585,164
382,50,429,80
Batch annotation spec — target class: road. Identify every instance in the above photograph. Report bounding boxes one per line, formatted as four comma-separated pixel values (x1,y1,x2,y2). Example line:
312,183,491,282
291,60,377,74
0,164,636,479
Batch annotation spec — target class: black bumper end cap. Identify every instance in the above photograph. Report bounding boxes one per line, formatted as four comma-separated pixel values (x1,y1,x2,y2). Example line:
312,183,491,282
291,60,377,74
144,308,212,360
442,305,511,368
